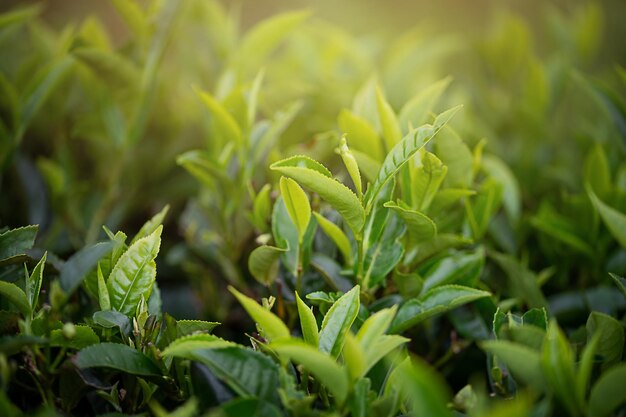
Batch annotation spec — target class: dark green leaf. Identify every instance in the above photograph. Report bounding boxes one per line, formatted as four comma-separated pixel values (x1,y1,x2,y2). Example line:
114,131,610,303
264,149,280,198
0,225,37,266
74,343,161,376
60,241,114,295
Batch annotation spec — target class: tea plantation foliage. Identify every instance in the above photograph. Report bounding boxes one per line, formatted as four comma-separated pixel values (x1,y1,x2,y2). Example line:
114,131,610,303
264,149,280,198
0,1,625,416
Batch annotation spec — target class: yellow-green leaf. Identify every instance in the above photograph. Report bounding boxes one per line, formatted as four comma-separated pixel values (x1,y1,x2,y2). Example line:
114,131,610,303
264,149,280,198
271,157,365,235
279,177,311,243
248,245,288,286
229,286,289,341
312,212,353,266
295,291,319,346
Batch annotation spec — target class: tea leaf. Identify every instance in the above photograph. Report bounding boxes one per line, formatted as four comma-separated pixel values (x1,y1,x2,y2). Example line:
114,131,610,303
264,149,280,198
399,76,452,129
481,340,544,387
356,306,397,350
178,346,281,404
162,334,232,357
366,105,462,211
384,202,437,243
312,212,353,266
74,343,161,376
108,227,161,316
391,285,491,332
196,88,242,147
0,281,31,317
338,109,383,161
391,358,452,417
609,272,626,298
131,205,169,245
363,334,408,376
319,285,360,357
412,151,448,212
92,310,131,336
0,225,38,266
295,291,319,346
176,320,220,337
376,85,402,150
229,287,290,341
97,264,110,311
26,252,46,310
588,363,626,417
271,156,365,235
587,187,626,249
337,137,363,199
586,311,624,368
248,245,288,286
279,177,311,243
271,339,349,405
50,325,99,350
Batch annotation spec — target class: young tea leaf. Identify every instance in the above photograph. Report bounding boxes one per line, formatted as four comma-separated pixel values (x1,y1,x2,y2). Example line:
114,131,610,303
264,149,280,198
271,156,365,235
108,227,161,316
74,343,161,376
319,285,360,357
248,245,288,286
295,291,319,346
271,339,350,405
0,281,31,317
365,105,462,212
229,286,290,341
26,252,46,311
337,136,363,199
279,176,311,243
313,212,353,266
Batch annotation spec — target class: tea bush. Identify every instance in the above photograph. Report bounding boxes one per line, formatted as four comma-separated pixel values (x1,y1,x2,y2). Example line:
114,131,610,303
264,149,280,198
0,1,625,416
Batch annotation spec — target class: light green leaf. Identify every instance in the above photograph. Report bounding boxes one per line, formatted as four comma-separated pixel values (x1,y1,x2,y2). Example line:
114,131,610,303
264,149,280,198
50,325,99,349
366,105,462,212
420,249,484,293
586,311,624,369
465,178,503,239
0,281,30,317
337,136,363,199
482,154,521,225
176,150,229,189
399,76,452,129
196,88,242,147
248,245,288,286
356,306,397,351
363,334,408,376
131,205,169,245
27,252,46,310
391,285,491,333
162,334,232,357
295,291,319,346
279,177,311,243
435,127,473,188
312,212,353,266
176,320,220,337
97,264,110,311
235,10,310,72
384,202,437,243
271,156,365,235
481,340,544,387
108,227,162,316
412,151,448,212
391,358,452,417
75,343,161,376
319,285,360,357
588,363,626,417
343,333,366,380
338,109,383,161
376,85,402,151
111,0,148,39
252,184,272,232
588,187,626,250
229,286,289,341
271,339,349,405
